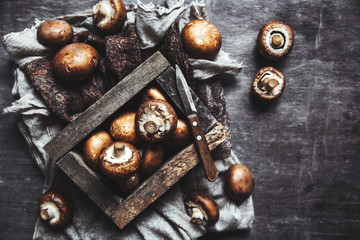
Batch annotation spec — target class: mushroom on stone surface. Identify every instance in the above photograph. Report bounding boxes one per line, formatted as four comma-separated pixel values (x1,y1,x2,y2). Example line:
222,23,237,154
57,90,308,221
110,112,142,145
141,87,167,102
38,190,72,228
166,119,192,148
117,171,140,193
92,0,127,35
257,21,294,61
100,142,140,179
83,130,113,171
139,143,164,176
37,20,73,47
181,19,222,60
52,43,99,82
225,164,254,202
135,99,178,143
252,66,285,101
184,192,219,225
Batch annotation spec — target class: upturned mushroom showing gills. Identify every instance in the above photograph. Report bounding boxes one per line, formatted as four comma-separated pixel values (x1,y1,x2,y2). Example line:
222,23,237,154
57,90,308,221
38,190,72,228
37,20,73,48
100,142,140,179
225,164,254,202
83,130,113,171
135,99,178,143
92,0,127,35
185,192,219,225
181,19,222,60
52,43,99,82
257,21,294,61
252,66,285,101
110,112,142,145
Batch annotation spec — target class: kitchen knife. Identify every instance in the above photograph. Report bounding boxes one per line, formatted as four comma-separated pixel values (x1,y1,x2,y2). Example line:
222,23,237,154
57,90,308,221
175,65,219,182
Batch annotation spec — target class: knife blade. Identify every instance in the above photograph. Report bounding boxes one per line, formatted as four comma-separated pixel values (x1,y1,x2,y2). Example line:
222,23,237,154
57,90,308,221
175,65,219,182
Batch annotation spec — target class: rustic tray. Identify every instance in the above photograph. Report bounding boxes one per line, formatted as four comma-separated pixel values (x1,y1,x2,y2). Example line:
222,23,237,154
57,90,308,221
43,52,229,229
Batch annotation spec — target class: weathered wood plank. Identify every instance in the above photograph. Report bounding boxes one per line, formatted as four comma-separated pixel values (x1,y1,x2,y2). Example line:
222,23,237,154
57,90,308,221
110,122,229,229
44,52,170,162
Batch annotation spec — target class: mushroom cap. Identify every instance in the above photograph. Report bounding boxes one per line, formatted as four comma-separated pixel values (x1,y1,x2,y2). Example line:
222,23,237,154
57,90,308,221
100,142,140,179
83,130,113,171
92,0,127,35
38,190,72,228
166,119,192,148
257,21,294,61
181,19,222,60
110,112,142,145
117,171,140,193
135,99,178,143
139,143,164,176
141,87,167,102
37,20,73,48
185,192,219,225
225,164,254,201
252,66,285,101
52,43,99,82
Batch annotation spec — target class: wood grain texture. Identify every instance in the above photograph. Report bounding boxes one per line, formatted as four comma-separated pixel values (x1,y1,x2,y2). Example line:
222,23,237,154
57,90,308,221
44,52,170,162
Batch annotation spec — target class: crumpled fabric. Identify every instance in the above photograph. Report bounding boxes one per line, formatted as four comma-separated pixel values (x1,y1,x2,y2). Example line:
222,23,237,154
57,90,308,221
2,1,254,239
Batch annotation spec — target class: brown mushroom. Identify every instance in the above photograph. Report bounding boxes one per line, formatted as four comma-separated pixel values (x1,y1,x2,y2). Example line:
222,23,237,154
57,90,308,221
37,20,73,47
141,87,167,102
38,190,72,228
139,143,164,176
109,112,142,145
83,130,113,171
252,66,285,101
117,171,140,193
225,164,254,201
135,99,178,143
257,21,294,61
181,19,222,60
100,142,140,179
166,119,192,148
92,0,127,35
184,192,219,225
52,43,99,82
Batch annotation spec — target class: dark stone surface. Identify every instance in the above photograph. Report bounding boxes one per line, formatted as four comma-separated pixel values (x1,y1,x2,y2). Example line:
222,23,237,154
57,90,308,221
1,0,359,239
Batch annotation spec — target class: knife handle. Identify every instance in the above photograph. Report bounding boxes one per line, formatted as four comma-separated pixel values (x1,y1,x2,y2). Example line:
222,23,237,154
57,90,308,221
188,114,219,182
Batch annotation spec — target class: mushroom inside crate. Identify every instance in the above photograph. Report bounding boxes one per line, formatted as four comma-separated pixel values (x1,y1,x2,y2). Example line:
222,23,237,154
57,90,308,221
82,86,192,195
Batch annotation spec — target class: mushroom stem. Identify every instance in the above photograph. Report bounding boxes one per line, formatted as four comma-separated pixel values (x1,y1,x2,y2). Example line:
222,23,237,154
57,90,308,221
40,204,58,222
265,78,279,89
271,33,284,49
190,207,205,225
144,121,159,135
114,142,126,158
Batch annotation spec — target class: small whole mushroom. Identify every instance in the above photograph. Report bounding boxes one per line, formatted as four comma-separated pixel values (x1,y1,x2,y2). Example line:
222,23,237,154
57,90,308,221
83,130,113,171
141,87,167,102
252,66,285,101
139,143,164,176
181,19,222,60
110,112,142,145
225,164,254,201
37,20,73,47
38,190,72,228
52,43,99,82
184,192,219,225
117,171,140,193
92,0,127,35
257,21,294,61
100,141,140,179
166,119,192,148
135,99,178,143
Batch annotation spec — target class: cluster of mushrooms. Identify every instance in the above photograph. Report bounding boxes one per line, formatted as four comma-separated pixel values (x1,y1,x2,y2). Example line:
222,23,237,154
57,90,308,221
253,21,294,101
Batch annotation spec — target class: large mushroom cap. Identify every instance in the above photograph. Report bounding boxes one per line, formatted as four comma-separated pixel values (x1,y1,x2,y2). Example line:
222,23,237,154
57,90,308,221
83,130,113,171
110,112,142,145
141,87,167,102
135,99,178,143
100,141,140,179
185,192,219,225
225,164,254,201
257,21,294,61
92,0,127,35
38,190,72,228
165,119,192,148
37,20,73,47
117,171,140,193
252,66,285,101
139,143,164,176
181,19,222,60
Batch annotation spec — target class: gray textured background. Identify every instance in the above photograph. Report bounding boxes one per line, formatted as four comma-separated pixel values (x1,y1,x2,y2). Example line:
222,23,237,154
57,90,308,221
1,0,360,239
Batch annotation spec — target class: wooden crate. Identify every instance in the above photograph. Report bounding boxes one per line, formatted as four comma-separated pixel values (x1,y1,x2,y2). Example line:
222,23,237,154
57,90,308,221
43,52,229,229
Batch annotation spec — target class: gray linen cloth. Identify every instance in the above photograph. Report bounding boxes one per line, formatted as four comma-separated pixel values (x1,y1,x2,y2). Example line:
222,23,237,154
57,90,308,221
3,0,254,239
